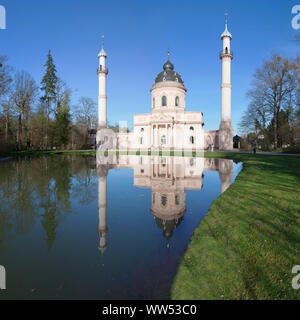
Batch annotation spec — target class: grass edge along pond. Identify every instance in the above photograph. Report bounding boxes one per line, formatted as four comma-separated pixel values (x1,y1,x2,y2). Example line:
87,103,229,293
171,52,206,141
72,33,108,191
171,152,300,300
7,150,300,299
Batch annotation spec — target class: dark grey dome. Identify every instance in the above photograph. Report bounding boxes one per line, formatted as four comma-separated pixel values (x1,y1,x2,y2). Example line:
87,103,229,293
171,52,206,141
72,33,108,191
154,59,184,84
163,60,174,70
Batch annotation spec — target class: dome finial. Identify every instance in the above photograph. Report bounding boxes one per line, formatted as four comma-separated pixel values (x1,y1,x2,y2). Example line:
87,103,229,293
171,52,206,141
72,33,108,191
167,45,170,60
225,11,228,28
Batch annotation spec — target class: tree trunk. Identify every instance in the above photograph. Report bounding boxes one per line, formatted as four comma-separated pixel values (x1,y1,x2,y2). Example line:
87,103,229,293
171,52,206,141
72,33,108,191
274,117,278,149
25,112,30,149
5,111,8,143
45,100,49,150
17,113,22,150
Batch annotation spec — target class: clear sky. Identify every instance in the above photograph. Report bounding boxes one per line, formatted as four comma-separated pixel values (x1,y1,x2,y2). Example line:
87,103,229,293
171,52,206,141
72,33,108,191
1,0,299,133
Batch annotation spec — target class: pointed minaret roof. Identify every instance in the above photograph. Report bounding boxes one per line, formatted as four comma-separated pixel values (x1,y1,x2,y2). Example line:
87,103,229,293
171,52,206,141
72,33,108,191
221,13,232,39
98,35,107,57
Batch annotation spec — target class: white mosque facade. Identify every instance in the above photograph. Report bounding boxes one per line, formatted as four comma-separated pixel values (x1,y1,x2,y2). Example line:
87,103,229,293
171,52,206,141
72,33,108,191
96,16,234,151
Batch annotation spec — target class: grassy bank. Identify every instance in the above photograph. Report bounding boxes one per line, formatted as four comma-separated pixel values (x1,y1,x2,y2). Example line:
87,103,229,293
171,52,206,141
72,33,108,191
171,152,300,299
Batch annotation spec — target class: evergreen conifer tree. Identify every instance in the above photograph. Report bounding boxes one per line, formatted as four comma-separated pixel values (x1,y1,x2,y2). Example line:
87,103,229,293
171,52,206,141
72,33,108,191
40,50,57,149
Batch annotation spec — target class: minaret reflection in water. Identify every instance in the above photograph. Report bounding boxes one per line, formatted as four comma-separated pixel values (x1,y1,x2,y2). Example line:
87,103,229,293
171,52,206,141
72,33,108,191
96,154,233,252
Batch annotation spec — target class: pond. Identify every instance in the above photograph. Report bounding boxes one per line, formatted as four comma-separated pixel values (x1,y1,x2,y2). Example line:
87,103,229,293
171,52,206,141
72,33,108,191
0,154,242,299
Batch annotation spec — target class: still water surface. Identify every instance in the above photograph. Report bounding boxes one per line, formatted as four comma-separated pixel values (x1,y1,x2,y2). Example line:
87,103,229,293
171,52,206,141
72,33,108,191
0,154,241,299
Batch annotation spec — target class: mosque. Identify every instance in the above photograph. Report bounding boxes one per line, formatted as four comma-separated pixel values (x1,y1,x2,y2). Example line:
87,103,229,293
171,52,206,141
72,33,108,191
96,154,234,252
96,15,234,151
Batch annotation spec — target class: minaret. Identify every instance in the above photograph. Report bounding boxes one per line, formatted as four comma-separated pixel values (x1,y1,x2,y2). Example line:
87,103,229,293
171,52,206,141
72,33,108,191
98,173,108,254
219,13,233,150
97,36,108,129
218,159,233,193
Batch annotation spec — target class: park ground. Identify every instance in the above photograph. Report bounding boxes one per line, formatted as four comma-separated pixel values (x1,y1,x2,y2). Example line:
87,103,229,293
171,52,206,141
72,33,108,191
2,150,300,299
171,152,300,300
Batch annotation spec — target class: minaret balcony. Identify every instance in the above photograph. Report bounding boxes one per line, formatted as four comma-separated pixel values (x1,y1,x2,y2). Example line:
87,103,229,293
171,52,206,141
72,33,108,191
97,66,109,74
219,50,233,59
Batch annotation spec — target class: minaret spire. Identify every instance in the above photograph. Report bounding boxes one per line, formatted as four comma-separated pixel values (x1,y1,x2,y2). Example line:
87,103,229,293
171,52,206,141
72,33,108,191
98,35,107,57
221,11,232,39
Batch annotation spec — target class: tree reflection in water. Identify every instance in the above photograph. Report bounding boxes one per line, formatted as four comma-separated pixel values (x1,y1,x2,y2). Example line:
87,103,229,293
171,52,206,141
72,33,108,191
0,155,97,251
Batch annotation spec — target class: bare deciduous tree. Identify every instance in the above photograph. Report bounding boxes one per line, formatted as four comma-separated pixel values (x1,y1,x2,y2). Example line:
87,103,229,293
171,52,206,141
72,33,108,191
10,71,38,149
240,54,299,148
0,56,12,98
0,56,13,144
74,97,96,128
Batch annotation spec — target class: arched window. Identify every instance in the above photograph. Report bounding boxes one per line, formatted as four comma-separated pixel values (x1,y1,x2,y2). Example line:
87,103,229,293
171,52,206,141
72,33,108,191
190,126,194,131
175,96,179,106
161,195,167,206
162,96,167,106
175,195,179,205
139,137,143,145
189,158,194,166
141,128,144,132
153,98,155,108
161,135,166,145
190,136,194,144
225,47,228,54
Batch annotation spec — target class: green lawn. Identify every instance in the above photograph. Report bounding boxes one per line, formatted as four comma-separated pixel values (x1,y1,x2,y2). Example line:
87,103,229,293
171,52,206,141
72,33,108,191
171,152,300,300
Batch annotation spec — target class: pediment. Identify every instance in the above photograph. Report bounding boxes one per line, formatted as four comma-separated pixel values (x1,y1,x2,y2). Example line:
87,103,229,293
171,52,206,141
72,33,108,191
152,113,173,122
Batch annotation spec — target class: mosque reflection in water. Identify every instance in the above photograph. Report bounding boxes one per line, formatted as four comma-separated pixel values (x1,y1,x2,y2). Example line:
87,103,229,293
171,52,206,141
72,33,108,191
96,154,233,252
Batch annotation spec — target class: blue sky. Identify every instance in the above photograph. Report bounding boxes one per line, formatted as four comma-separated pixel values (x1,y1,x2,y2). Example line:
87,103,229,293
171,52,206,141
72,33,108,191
1,0,299,133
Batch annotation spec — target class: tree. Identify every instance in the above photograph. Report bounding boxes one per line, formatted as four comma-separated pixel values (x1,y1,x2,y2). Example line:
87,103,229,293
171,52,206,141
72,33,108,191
0,56,12,98
55,89,71,148
0,56,13,144
30,106,47,150
40,50,58,149
10,71,37,150
295,56,300,121
239,100,269,135
248,54,298,148
54,80,71,148
74,97,96,128
1,100,14,143
108,122,130,133
240,54,299,149
72,97,96,148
